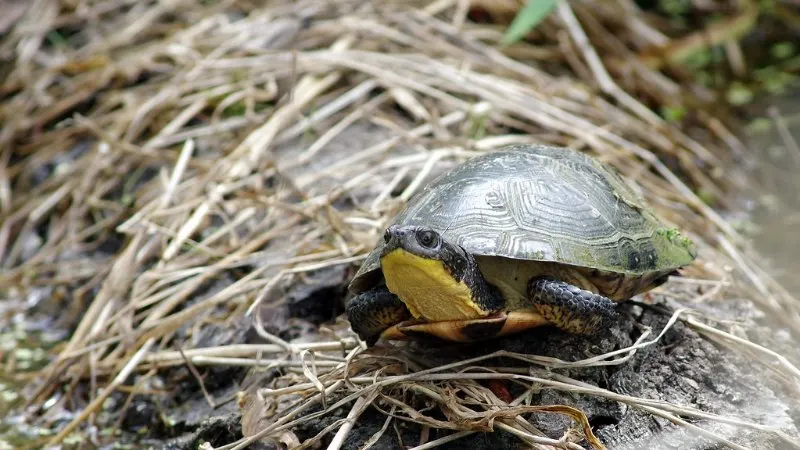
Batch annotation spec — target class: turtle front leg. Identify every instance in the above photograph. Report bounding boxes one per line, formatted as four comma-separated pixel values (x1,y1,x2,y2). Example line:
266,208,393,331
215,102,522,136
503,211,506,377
527,276,618,334
346,285,411,346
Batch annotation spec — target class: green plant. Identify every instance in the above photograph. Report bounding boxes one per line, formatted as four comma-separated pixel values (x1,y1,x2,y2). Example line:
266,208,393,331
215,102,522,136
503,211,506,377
500,0,558,46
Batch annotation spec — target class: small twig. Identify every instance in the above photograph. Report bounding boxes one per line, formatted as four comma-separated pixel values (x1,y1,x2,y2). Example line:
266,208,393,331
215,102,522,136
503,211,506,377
686,317,800,388
137,357,342,370
360,404,397,450
494,421,588,450
406,430,475,450
178,344,217,408
253,309,295,353
301,350,329,408
326,393,377,450
667,277,731,287
143,340,358,363
556,0,662,126
717,234,792,324
230,380,346,450
159,138,195,208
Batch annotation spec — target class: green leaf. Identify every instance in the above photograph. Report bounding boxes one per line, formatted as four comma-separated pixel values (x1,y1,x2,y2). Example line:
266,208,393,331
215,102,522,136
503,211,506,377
500,0,558,47
726,82,754,106
660,105,687,123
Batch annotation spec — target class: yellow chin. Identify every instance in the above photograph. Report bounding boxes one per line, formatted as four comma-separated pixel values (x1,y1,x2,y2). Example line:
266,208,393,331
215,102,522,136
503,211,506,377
380,248,487,321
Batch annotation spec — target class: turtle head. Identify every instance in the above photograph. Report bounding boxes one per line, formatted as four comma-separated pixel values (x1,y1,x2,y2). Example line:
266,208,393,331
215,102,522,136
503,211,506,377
380,225,469,278
378,225,502,321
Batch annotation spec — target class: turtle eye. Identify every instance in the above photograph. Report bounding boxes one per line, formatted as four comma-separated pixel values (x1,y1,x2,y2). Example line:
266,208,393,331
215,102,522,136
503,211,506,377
416,229,439,248
383,229,392,243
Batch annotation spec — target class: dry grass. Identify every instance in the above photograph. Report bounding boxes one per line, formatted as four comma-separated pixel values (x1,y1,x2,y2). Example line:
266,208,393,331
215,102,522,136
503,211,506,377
2,0,799,449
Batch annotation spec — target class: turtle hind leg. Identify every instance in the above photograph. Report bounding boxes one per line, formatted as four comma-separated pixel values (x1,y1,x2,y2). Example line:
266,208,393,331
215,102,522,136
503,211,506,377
346,285,410,346
527,276,618,334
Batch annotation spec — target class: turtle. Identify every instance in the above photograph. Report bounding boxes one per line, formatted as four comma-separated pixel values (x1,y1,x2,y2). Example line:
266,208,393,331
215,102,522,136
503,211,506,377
345,144,697,346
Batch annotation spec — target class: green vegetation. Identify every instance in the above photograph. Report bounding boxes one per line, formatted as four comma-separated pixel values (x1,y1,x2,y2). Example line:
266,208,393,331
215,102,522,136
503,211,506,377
500,0,558,46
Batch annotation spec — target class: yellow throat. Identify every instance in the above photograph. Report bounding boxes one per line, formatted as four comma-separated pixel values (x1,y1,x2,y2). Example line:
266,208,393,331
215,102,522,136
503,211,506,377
380,248,486,321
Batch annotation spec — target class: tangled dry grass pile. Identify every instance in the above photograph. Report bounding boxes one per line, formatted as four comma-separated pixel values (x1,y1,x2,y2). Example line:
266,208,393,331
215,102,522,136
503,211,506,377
2,0,799,449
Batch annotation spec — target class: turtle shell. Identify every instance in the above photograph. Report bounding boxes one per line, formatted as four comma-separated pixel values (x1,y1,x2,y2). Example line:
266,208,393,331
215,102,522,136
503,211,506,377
350,144,696,294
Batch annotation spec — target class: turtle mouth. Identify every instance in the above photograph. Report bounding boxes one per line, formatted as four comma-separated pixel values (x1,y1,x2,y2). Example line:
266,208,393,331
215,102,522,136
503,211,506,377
379,311,549,342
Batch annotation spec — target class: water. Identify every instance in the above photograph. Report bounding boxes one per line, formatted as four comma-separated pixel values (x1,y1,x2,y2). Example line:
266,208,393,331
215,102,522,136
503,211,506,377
0,289,69,448
743,92,800,293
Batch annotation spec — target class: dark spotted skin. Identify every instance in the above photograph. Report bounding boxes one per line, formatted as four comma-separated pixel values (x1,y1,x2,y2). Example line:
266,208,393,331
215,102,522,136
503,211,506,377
349,226,623,344
345,285,409,346
528,276,618,334
459,250,505,314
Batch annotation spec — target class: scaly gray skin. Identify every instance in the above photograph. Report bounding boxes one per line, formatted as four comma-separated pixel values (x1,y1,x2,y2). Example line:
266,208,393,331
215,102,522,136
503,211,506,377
528,276,617,334
345,226,618,345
